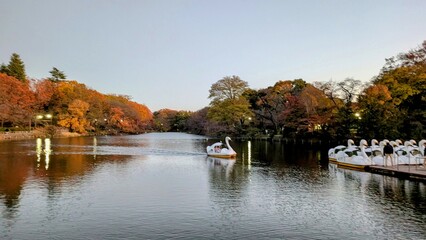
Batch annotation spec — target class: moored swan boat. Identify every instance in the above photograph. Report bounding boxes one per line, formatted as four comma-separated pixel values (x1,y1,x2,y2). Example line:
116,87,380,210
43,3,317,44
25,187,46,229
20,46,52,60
336,139,373,170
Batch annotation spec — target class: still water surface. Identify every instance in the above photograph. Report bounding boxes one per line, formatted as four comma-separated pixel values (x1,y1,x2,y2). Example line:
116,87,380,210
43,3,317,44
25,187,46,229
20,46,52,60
0,132,425,239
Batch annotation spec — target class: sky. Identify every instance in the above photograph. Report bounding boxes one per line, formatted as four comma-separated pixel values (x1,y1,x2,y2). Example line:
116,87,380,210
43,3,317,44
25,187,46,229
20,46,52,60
1,0,426,112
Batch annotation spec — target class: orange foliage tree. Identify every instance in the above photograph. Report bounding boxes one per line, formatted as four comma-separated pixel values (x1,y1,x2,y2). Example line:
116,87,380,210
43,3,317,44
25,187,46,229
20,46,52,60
298,84,336,135
32,79,56,113
0,73,35,128
104,94,153,133
58,99,91,133
44,82,153,134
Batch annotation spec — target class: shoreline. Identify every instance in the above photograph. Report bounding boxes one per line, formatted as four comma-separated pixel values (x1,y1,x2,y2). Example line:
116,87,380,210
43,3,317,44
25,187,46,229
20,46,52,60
0,129,83,142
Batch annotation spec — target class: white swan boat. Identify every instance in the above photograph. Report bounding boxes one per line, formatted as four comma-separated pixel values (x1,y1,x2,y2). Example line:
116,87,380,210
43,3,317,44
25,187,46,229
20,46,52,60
206,137,237,159
328,139,355,163
369,139,388,166
336,139,373,170
396,139,426,165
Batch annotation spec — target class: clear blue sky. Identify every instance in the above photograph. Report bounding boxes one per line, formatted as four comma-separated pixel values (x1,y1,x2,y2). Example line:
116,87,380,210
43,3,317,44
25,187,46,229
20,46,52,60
1,0,426,112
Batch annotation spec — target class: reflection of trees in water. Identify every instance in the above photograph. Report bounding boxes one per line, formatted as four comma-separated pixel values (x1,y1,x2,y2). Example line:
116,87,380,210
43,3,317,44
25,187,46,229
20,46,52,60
242,140,327,169
207,140,331,203
0,139,37,217
0,137,140,219
245,140,330,183
207,156,251,222
206,140,334,227
0,155,32,219
332,165,426,217
207,140,426,230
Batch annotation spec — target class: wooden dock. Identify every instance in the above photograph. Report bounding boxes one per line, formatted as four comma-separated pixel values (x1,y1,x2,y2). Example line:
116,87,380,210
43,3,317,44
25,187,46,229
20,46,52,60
366,165,426,182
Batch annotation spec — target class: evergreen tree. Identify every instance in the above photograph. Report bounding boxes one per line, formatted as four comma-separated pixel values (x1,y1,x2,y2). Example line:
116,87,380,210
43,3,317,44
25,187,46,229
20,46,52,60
48,67,67,82
5,53,26,82
0,63,9,75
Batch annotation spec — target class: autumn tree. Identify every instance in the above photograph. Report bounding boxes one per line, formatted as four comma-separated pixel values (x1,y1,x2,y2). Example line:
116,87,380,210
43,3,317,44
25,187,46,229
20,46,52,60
273,79,328,137
57,99,90,133
32,79,57,113
85,90,108,130
0,73,35,128
104,94,153,133
244,79,326,136
357,84,400,139
322,78,365,139
126,101,153,132
245,80,293,133
0,53,27,82
0,58,154,134
186,107,210,135
51,81,89,112
313,80,342,107
297,83,335,137
153,109,178,132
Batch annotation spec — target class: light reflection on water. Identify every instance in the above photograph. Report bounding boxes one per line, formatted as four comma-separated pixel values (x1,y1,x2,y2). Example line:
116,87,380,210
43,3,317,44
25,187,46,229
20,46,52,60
0,132,425,239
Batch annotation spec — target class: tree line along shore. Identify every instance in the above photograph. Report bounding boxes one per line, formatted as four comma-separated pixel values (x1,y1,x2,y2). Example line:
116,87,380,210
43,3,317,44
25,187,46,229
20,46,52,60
1,41,425,141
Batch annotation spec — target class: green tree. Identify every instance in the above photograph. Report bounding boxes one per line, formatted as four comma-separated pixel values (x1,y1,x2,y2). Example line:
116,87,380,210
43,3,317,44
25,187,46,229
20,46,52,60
335,78,364,139
209,75,249,103
208,75,252,135
373,41,426,138
48,67,67,82
0,64,8,74
171,111,191,132
153,109,178,132
357,84,401,139
208,98,253,135
1,53,27,82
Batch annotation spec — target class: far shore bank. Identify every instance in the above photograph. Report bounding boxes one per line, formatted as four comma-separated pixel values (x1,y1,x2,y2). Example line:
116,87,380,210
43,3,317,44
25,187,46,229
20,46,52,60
0,129,83,142
1,130,338,146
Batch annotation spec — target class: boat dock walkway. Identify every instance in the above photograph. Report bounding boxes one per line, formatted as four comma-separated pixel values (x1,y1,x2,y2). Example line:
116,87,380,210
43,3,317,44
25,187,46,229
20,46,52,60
366,165,426,181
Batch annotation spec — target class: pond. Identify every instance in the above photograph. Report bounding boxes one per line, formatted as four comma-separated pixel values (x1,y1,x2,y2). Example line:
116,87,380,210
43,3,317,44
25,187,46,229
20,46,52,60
0,132,425,239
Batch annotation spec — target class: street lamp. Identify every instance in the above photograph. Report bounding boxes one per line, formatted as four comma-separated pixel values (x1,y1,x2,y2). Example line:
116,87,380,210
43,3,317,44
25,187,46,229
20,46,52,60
45,114,53,124
35,114,53,127
354,112,361,120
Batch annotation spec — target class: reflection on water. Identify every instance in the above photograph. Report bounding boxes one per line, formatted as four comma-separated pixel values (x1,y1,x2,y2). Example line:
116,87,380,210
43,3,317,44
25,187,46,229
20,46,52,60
0,133,425,239
206,157,235,179
36,138,42,163
246,140,252,169
35,138,52,170
93,136,97,159
44,138,51,169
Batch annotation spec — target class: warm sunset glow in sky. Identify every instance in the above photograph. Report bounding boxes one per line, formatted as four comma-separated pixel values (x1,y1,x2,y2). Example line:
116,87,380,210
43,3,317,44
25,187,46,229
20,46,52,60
1,0,426,111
